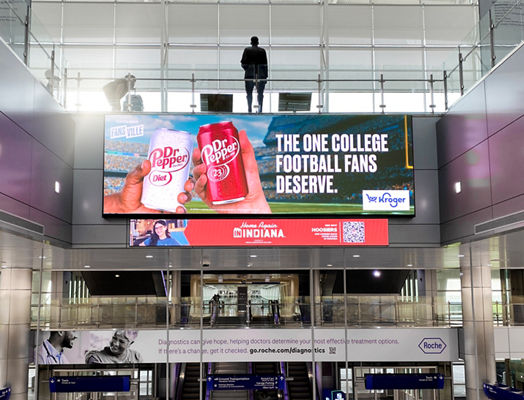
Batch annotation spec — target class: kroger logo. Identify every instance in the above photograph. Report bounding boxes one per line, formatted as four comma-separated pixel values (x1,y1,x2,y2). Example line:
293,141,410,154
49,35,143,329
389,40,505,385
362,190,410,211
418,338,447,354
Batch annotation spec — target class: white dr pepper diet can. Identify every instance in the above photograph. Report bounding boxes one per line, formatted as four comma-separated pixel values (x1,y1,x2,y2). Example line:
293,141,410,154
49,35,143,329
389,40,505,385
141,128,193,212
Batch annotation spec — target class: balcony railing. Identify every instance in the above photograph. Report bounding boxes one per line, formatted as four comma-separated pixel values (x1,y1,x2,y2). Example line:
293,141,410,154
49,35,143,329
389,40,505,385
2,0,524,113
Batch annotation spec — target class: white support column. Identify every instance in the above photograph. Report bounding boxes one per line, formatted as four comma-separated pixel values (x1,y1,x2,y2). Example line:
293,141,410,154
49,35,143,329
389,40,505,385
0,268,32,400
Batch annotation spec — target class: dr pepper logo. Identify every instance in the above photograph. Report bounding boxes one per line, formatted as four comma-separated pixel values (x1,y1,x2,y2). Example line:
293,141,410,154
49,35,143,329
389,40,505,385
148,146,190,186
200,138,240,167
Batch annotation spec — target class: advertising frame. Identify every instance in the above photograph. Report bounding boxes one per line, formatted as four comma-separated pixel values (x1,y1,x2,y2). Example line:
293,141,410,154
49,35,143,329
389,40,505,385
102,113,415,219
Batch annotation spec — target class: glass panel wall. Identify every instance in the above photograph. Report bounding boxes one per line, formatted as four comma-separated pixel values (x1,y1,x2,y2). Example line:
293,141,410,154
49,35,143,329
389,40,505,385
29,0,480,112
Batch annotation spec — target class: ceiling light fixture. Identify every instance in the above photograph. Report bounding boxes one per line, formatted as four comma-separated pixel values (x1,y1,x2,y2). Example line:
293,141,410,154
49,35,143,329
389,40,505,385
372,270,381,278
249,254,257,258
454,181,462,194
54,181,61,194
84,265,91,268
353,254,360,258
115,274,120,278
145,255,154,259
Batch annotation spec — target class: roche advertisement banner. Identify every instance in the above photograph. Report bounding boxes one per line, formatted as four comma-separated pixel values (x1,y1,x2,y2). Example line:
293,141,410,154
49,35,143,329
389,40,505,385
128,218,388,246
33,328,457,365
103,114,414,216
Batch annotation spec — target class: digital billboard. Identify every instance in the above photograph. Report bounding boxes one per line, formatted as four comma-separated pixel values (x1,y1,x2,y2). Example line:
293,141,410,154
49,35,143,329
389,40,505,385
129,218,389,247
103,114,414,216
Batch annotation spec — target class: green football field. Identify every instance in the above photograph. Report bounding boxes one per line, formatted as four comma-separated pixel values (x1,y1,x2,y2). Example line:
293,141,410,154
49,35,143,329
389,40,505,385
184,201,414,215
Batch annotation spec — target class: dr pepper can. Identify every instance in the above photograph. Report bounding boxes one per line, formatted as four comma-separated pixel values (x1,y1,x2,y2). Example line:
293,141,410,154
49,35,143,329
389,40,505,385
141,128,192,212
197,121,248,205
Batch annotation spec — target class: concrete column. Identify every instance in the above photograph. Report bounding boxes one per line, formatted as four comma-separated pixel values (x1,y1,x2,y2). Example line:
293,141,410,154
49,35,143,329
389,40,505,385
461,244,496,400
0,268,32,400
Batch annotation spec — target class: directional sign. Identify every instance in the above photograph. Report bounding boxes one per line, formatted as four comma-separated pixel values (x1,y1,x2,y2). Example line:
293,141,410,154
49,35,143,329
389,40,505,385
365,374,445,390
206,375,285,391
418,338,447,354
484,383,524,400
0,387,11,400
49,376,131,393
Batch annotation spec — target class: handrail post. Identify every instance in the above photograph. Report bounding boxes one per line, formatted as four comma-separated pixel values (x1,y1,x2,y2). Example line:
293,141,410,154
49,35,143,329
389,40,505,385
190,72,196,113
443,70,448,110
76,72,81,112
23,4,30,65
63,68,68,109
379,74,386,113
489,10,496,68
50,45,55,95
458,48,464,96
126,73,132,112
317,73,323,113
429,74,435,114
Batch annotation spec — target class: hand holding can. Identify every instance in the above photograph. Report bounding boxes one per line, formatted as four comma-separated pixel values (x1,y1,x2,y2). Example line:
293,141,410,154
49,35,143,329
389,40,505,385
186,127,271,214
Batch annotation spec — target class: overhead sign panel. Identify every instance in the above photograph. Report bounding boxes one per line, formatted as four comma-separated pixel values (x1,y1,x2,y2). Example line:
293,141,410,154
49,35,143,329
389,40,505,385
103,114,414,216
129,218,389,247
49,377,130,393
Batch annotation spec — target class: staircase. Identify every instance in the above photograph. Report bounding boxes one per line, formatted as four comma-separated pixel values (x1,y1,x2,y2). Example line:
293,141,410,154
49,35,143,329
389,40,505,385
180,363,201,400
287,362,312,400
211,362,249,400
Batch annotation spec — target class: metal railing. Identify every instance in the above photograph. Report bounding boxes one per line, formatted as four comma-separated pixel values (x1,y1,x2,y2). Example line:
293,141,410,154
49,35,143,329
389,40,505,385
31,295,466,329
2,0,524,113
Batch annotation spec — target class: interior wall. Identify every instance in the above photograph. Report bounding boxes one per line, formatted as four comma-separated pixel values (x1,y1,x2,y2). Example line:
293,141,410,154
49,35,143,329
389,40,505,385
437,43,524,244
0,39,74,244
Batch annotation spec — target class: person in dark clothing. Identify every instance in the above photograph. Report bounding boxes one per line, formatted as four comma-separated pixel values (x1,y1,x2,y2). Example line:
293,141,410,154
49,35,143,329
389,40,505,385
241,36,268,113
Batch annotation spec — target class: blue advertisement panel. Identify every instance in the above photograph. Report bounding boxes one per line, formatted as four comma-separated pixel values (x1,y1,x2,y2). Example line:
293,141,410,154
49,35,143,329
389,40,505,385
206,375,285,391
365,374,445,390
49,377,131,393
0,387,11,400
103,114,414,216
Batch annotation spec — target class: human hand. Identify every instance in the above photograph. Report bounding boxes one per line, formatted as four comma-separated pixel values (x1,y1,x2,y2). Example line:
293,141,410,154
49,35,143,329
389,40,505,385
104,160,191,214
181,129,271,214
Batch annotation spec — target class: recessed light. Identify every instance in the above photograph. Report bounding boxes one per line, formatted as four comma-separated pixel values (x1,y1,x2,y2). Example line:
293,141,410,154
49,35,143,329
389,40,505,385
1,264,8,269
372,270,381,278
168,264,173,268
458,254,465,258
247,263,253,267
84,265,91,268
115,274,120,278
54,181,61,194
407,264,413,267
326,264,333,267
249,255,257,258
145,255,154,259
353,254,360,258
38,256,46,259
454,181,462,194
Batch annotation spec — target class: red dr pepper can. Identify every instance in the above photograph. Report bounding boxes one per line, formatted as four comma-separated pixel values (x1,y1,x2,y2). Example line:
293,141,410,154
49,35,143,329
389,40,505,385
197,121,248,205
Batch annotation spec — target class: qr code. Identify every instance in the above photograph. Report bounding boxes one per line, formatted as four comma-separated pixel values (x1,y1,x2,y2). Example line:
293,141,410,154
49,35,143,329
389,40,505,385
342,222,365,243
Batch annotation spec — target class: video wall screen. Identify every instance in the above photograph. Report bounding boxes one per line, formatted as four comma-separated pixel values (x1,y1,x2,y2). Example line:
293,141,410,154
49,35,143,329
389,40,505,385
103,114,414,216
128,218,389,247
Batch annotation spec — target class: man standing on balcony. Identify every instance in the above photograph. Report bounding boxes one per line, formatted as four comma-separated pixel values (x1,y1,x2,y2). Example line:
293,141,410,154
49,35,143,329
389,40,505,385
241,36,268,113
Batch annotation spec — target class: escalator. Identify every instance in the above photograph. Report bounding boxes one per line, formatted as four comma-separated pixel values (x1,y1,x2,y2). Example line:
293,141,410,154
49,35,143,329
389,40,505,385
287,362,312,400
180,363,201,400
